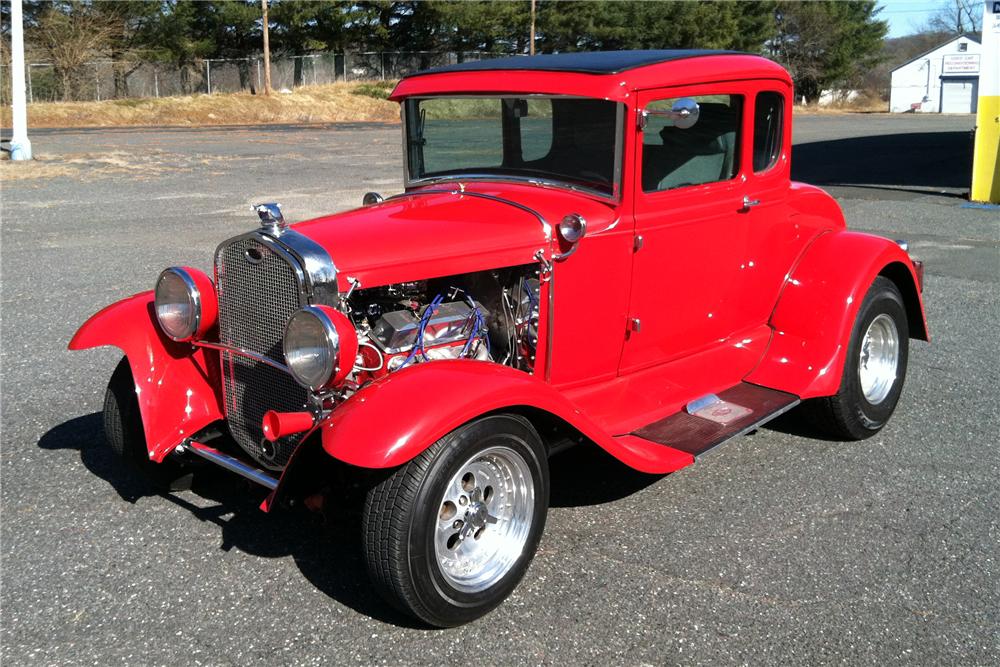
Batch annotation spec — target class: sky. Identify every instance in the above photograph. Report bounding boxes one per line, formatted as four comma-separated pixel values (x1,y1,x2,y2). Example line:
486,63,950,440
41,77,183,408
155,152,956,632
879,0,950,38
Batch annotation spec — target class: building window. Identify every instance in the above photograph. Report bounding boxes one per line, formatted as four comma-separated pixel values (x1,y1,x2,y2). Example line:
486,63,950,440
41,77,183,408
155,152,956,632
958,42,968,52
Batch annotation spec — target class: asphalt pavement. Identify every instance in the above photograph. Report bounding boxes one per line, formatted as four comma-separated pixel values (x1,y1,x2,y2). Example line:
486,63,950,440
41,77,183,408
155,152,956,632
2,113,998,665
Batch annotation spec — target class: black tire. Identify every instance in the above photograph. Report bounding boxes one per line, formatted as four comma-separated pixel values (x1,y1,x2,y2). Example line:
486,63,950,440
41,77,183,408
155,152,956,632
805,276,909,440
362,414,549,627
103,356,190,490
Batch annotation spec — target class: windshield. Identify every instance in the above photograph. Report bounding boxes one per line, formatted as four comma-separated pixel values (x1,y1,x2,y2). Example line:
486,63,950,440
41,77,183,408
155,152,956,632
405,96,623,197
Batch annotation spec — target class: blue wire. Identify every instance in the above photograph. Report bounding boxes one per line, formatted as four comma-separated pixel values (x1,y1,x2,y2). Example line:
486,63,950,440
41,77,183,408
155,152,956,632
399,293,443,369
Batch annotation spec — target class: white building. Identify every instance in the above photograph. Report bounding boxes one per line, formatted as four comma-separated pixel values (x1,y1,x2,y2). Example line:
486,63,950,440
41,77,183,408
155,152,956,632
889,34,982,113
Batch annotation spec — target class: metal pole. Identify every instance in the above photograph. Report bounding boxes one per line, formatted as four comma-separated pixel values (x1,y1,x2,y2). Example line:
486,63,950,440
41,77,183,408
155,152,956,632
344,52,349,82
9,0,32,160
970,0,999,203
257,58,262,91
205,60,211,94
380,52,385,81
154,67,159,97
95,63,101,101
26,63,33,104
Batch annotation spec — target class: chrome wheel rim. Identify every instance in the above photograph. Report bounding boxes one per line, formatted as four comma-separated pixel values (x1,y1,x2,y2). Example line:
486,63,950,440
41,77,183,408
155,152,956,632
433,445,534,594
858,313,899,405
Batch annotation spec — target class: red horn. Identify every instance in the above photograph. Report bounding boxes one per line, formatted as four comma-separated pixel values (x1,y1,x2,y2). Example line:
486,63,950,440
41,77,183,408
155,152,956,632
262,410,315,441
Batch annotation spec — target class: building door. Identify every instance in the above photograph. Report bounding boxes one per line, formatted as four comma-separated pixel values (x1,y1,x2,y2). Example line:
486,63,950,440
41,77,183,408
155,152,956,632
941,78,978,113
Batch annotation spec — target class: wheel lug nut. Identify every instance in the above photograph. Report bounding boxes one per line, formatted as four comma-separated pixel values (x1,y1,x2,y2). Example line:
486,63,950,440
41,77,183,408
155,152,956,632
453,520,463,530
459,496,468,506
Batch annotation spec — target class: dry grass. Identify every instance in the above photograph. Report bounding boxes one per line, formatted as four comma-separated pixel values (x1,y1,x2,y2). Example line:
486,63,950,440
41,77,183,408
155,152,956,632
1,149,216,181
0,82,400,128
794,92,889,115
0,159,80,180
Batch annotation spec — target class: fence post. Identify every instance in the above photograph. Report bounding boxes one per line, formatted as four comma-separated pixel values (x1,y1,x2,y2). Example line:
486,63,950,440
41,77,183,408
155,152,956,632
380,52,385,80
95,63,101,101
154,67,159,97
344,52,349,83
205,59,212,94
26,63,32,104
256,58,262,92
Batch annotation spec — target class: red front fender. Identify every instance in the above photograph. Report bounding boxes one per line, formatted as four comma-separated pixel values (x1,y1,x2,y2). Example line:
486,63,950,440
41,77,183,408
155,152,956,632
747,231,929,398
69,291,224,461
318,360,692,474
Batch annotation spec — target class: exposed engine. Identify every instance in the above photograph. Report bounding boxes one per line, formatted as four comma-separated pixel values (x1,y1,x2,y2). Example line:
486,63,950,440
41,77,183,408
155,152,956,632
345,265,541,386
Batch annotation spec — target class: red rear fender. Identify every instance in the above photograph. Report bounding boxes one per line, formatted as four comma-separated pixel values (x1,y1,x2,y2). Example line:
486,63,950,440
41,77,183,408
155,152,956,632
69,291,224,461
319,360,692,474
747,231,928,398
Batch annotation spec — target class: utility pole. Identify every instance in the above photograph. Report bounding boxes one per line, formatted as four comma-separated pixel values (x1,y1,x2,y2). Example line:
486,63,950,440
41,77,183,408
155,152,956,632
9,0,32,160
262,0,272,95
529,0,537,56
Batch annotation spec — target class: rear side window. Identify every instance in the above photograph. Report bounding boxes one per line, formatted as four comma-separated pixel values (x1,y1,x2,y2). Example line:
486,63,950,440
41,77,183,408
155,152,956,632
753,92,783,173
641,94,742,192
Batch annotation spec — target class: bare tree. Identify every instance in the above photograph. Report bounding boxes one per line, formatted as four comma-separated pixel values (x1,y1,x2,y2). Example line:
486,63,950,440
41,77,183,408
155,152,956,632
29,2,117,101
927,0,983,34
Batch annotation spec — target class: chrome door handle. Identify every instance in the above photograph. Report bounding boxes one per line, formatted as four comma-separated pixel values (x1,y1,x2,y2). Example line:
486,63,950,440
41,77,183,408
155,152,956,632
741,195,761,210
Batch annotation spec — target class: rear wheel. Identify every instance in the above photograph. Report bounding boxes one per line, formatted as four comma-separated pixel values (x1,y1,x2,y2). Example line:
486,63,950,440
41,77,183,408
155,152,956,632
806,277,909,440
362,414,549,627
103,356,190,490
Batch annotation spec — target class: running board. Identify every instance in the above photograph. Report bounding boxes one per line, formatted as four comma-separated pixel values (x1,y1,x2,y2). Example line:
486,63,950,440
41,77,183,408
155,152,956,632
631,383,799,457
179,440,279,490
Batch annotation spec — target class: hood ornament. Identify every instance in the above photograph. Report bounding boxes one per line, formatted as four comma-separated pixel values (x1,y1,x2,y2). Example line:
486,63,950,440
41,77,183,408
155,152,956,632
253,202,286,234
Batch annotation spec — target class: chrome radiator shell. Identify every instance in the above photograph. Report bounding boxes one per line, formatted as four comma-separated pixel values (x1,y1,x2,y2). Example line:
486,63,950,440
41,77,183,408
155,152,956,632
214,230,332,469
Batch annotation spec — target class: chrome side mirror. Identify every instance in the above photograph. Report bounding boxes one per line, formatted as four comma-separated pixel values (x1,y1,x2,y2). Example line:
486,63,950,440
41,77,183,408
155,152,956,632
639,97,700,130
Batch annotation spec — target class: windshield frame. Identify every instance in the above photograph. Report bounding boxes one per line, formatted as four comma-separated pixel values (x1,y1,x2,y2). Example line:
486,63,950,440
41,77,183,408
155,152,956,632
401,94,626,203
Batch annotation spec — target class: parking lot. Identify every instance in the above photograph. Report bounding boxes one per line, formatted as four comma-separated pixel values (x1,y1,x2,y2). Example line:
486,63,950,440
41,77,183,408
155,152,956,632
2,113,998,664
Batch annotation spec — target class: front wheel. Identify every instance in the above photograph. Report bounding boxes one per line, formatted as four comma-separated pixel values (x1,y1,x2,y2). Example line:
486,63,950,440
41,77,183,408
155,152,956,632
362,414,549,627
806,276,910,440
103,356,190,490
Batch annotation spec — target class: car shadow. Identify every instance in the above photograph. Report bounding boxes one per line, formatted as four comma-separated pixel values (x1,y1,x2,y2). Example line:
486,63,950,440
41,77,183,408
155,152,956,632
548,444,665,507
792,130,974,196
762,405,847,442
37,413,422,629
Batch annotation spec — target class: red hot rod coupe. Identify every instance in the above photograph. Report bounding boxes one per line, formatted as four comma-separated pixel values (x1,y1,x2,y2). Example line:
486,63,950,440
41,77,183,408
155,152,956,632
71,51,927,627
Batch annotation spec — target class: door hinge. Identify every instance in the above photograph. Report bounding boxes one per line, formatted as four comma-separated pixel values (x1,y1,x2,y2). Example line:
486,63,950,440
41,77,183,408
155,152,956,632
633,234,644,252
628,317,641,334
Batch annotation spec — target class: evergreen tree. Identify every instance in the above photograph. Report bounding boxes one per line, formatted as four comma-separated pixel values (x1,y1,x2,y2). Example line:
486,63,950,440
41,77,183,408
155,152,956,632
773,1,888,103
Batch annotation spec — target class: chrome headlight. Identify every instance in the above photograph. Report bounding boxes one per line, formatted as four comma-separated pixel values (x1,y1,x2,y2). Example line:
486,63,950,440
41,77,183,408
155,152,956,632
283,306,358,391
154,267,216,342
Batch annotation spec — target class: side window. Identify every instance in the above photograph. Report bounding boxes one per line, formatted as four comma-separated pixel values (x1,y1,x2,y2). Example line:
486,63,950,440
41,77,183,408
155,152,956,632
641,94,742,192
753,92,783,173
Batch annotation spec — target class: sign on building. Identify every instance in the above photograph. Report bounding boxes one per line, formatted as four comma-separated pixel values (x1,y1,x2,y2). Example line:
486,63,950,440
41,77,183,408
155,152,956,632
942,54,981,73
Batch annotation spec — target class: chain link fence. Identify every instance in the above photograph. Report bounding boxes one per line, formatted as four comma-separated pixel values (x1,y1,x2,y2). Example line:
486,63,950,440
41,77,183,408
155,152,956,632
0,51,498,105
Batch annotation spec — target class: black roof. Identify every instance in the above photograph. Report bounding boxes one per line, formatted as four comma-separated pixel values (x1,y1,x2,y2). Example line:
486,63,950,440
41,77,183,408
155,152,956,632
408,50,745,77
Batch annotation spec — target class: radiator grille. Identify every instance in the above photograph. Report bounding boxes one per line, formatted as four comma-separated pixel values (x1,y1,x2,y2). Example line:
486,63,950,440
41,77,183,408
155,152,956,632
216,235,310,469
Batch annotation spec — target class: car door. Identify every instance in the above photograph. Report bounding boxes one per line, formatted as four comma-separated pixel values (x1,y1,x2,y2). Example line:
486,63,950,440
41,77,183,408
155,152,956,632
620,85,753,374
736,85,818,325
